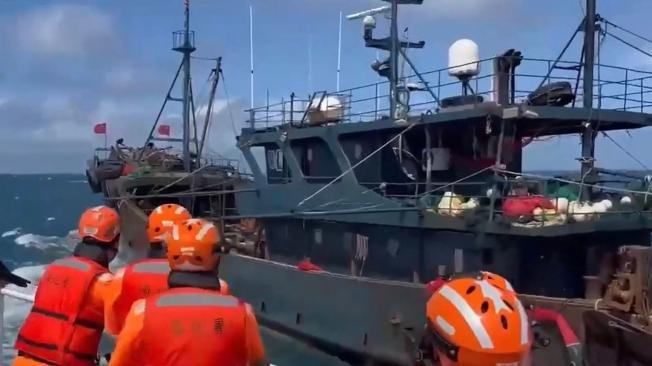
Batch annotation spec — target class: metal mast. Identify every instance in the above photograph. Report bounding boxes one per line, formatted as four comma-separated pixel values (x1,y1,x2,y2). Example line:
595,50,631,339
389,0,399,120
178,1,196,172
580,0,597,193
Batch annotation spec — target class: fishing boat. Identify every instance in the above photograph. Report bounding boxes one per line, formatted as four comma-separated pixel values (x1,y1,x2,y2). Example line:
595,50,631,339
86,0,652,365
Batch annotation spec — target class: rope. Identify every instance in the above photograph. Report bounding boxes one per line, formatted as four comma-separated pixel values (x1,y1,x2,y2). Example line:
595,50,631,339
604,20,652,46
496,168,652,197
296,122,417,208
600,131,649,170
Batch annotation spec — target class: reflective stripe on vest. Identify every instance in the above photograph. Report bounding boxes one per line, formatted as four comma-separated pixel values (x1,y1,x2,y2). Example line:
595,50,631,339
52,258,91,271
155,293,239,308
132,261,169,274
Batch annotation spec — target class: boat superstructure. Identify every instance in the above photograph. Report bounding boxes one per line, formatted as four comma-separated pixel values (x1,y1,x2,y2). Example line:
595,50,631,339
85,0,652,365
228,0,652,364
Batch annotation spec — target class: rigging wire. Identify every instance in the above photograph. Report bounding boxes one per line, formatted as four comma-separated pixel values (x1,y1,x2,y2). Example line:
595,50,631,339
603,19,652,47
600,131,649,170
219,70,239,138
605,31,652,59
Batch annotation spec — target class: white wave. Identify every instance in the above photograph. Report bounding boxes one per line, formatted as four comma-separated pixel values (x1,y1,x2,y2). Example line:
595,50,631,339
13,196,19,200
46,217,56,222
14,232,76,252
1,228,21,238
68,180,88,184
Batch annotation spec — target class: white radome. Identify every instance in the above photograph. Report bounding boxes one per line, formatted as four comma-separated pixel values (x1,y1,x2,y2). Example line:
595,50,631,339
448,39,480,78
363,15,376,28
620,196,632,205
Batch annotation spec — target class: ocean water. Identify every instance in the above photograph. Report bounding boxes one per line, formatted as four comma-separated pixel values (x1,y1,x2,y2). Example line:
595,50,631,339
0,174,347,366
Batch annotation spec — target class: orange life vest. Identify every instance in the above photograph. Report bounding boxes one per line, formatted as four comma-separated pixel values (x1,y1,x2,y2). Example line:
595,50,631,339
15,257,108,366
140,288,248,366
112,259,169,332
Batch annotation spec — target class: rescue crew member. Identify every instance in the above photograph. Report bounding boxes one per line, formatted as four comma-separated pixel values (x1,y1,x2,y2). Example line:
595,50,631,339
105,204,231,336
109,219,267,366
420,277,532,366
13,206,120,366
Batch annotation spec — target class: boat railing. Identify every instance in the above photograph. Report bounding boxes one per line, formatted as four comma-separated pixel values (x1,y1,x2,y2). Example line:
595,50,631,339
245,57,652,127
0,287,35,363
329,171,652,225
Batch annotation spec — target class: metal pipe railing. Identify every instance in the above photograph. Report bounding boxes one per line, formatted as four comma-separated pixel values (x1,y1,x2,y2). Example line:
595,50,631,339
0,287,35,363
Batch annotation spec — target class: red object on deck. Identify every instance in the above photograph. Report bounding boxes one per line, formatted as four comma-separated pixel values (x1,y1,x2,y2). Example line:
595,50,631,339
157,124,171,136
530,307,579,346
297,259,322,272
425,277,447,296
502,196,554,218
93,122,107,134
122,164,135,176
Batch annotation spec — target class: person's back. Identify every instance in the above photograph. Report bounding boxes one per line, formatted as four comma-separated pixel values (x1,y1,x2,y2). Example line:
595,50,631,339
105,204,231,336
141,288,249,366
108,219,266,366
13,206,120,366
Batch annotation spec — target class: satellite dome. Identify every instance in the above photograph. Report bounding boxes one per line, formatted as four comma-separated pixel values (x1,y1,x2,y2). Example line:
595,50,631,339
448,39,480,79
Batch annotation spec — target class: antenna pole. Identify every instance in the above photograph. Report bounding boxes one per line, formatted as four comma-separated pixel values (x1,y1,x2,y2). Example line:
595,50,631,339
580,0,597,195
249,5,254,109
389,0,399,120
308,34,313,91
181,0,194,172
337,11,342,92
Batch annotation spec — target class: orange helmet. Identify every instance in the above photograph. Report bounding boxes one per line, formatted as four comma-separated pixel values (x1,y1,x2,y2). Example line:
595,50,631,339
426,278,531,366
78,206,120,244
166,219,221,271
479,271,515,294
146,203,191,244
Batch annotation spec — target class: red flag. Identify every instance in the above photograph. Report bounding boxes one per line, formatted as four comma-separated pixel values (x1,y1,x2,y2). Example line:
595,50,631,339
93,122,106,134
158,124,171,136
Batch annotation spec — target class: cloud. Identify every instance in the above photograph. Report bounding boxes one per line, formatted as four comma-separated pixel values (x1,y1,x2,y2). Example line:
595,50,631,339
405,0,520,19
14,5,117,61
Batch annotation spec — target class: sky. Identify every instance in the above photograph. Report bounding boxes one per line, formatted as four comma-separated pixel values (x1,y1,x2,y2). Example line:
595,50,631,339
0,0,652,173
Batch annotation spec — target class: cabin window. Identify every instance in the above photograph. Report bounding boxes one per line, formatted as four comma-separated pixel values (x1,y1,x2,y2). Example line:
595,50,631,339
482,248,494,265
249,146,267,177
264,146,291,184
314,229,322,245
291,138,341,183
386,238,400,258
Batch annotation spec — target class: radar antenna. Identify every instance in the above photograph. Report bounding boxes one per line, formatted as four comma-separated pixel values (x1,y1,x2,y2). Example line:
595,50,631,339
347,1,429,120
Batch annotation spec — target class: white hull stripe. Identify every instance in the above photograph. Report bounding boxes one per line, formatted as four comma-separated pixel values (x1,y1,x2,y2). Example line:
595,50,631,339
439,285,494,349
